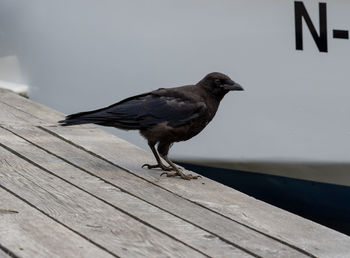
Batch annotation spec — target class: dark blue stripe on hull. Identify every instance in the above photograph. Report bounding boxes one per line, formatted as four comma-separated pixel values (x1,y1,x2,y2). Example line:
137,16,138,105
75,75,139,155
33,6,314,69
178,162,350,236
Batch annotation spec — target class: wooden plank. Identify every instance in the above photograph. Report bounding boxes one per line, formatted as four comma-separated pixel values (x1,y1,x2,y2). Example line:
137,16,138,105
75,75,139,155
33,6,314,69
0,246,13,258
0,126,250,258
0,144,204,258
0,89,90,128
0,187,114,258
3,89,350,257
0,89,63,124
0,127,308,257
0,102,41,126
46,123,350,257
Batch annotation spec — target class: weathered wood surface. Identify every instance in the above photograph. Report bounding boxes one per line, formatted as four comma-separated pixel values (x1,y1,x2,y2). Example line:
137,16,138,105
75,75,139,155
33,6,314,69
0,187,114,258
1,88,350,258
0,245,13,258
0,126,247,258
0,136,203,258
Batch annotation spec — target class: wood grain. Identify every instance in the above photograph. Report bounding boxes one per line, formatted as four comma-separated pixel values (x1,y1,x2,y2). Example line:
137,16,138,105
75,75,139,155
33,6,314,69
0,145,204,258
46,116,350,257
0,246,13,258
2,89,350,257
0,187,114,258
0,126,307,257
0,102,41,126
0,89,63,124
0,126,250,258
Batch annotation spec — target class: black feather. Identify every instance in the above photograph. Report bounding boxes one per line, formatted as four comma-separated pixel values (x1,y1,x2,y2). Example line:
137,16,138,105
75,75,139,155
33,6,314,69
58,72,243,180
59,91,205,129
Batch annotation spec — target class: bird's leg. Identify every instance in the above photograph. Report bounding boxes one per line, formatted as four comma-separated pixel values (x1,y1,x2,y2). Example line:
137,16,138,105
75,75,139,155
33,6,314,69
160,155,201,180
157,142,200,180
142,142,173,171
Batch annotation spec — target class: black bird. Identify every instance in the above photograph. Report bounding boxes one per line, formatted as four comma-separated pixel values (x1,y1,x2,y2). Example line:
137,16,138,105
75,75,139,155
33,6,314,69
59,72,243,180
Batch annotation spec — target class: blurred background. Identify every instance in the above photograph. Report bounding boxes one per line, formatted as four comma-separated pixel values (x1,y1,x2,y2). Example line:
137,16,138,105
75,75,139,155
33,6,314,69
2,0,349,162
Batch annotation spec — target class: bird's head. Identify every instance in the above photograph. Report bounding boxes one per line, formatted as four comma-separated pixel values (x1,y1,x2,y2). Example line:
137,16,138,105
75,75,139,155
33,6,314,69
199,72,243,99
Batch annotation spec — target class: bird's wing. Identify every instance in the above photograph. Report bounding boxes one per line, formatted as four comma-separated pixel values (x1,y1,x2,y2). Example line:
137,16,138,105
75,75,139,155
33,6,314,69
61,92,206,129
107,92,206,128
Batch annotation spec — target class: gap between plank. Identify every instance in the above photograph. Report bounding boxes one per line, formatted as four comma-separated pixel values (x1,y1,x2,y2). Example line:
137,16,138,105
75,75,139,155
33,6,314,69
0,97,315,258
0,140,213,258
0,144,121,258
37,126,316,258
0,243,20,258
1,125,259,257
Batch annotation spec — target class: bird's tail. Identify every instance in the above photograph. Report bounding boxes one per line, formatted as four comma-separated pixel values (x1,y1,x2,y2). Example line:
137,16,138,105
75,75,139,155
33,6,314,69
58,110,99,126
58,108,142,130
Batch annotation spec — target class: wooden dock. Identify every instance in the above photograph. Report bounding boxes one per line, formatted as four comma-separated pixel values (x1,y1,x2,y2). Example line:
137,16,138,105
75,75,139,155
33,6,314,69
1,88,350,258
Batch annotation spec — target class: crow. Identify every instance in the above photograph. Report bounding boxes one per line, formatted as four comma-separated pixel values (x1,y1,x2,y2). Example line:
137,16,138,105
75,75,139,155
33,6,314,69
59,72,243,180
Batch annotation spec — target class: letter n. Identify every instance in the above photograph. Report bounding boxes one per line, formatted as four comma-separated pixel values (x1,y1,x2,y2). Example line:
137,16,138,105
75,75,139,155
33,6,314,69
294,1,327,52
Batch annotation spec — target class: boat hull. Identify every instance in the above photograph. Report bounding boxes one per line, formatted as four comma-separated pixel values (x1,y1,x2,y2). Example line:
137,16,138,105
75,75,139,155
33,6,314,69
178,161,350,236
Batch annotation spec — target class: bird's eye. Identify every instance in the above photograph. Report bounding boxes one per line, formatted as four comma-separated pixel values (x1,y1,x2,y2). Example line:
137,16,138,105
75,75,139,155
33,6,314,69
214,79,221,85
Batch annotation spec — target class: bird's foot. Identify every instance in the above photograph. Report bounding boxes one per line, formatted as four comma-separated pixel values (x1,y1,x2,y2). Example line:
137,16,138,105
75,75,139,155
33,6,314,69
142,163,173,171
160,171,201,180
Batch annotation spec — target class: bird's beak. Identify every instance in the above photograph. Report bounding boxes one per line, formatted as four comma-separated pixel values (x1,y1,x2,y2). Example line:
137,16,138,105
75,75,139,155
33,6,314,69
222,81,244,91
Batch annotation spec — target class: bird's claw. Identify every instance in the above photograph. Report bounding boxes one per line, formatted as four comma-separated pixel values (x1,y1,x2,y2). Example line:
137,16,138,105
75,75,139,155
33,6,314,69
142,163,173,171
160,172,201,180
183,174,201,180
